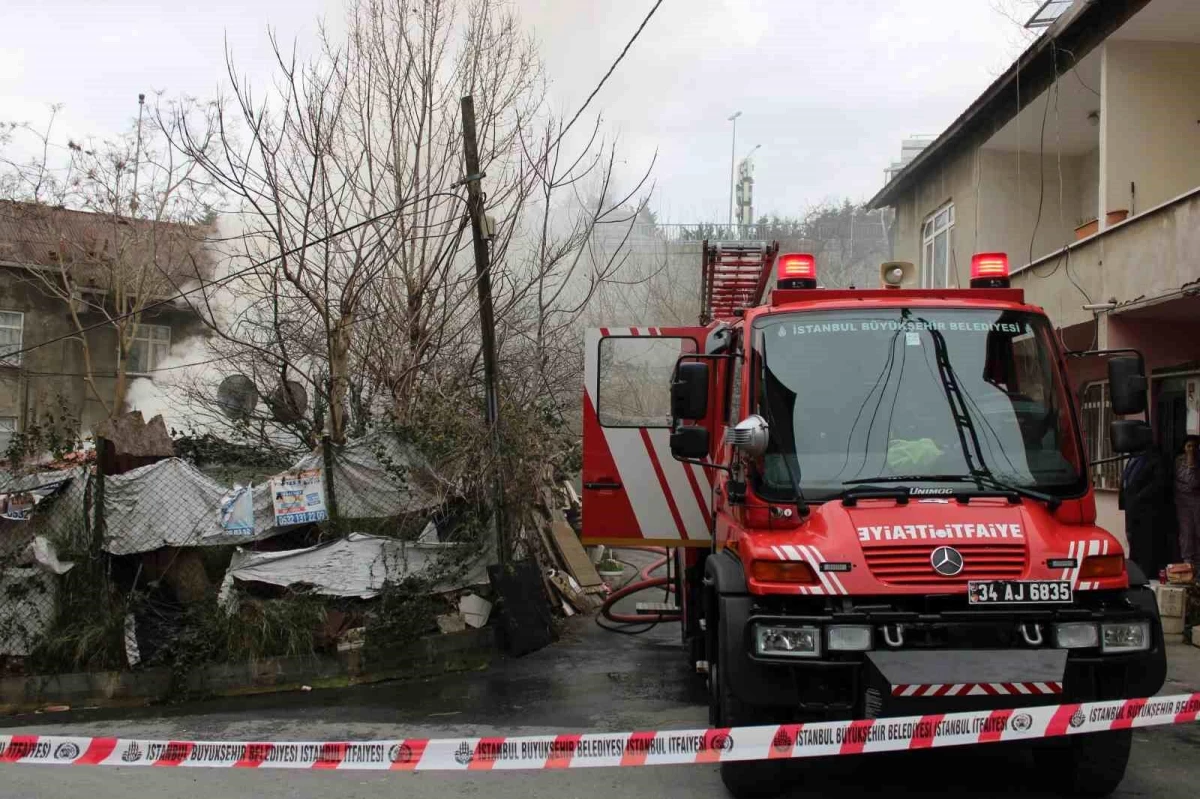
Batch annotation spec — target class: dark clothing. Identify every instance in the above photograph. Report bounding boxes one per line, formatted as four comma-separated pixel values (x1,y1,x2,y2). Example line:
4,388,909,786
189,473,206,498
1175,456,1200,567
1120,451,1173,578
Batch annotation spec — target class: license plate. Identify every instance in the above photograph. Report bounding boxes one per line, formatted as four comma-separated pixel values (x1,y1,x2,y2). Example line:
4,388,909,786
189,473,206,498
968,580,1072,605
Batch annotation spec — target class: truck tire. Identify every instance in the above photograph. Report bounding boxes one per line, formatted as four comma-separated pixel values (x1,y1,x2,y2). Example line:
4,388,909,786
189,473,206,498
708,598,789,799
1032,729,1132,797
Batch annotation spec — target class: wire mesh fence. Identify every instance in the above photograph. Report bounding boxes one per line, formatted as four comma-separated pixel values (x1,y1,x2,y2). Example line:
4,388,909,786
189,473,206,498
0,430,492,680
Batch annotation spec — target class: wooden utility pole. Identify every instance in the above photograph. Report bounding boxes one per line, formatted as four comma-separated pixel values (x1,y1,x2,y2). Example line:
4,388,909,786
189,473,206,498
460,95,506,565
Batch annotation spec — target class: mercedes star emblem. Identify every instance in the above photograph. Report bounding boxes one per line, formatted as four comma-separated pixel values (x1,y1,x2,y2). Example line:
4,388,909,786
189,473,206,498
930,546,964,577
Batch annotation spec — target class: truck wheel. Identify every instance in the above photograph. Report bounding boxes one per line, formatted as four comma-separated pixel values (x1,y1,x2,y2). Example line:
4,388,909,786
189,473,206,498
708,604,789,799
1033,729,1132,797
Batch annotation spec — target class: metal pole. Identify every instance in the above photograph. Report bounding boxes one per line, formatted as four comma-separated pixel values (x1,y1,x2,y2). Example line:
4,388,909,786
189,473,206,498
130,93,145,217
727,111,741,230
460,95,506,565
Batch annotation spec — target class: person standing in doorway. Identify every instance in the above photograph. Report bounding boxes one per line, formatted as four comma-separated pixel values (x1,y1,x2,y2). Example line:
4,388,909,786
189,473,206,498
1175,436,1200,569
1120,444,1172,578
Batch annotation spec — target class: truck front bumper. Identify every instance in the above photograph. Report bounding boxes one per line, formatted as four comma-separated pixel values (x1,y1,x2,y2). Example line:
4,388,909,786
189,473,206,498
718,587,1167,718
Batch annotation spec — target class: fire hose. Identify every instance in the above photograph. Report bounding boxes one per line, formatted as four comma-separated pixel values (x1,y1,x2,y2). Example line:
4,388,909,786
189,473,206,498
598,547,682,631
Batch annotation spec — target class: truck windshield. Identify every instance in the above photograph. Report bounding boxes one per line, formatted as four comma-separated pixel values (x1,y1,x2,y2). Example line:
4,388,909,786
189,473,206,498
752,308,1086,501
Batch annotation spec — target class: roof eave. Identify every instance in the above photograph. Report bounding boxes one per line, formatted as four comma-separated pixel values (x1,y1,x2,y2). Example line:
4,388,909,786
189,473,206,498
867,0,1151,210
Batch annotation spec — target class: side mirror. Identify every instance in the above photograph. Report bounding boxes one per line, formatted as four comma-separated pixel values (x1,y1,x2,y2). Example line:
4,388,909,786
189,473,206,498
671,361,709,420
670,426,710,459
1111,419,1153,454
1108,356,1148,416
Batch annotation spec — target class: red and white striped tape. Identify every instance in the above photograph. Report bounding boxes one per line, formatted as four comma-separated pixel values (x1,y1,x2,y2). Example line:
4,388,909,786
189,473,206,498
2,693,1197,771
891,681,1062,697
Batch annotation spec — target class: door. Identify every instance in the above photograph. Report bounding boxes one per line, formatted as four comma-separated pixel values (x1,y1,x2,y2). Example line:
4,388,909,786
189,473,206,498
582,326,714,547
1156,379,1190,461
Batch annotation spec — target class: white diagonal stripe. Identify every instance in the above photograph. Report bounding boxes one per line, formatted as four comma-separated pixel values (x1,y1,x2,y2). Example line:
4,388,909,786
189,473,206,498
799,546,836,595
809,545,847,595
1014,683,1032,695
646,428,708,540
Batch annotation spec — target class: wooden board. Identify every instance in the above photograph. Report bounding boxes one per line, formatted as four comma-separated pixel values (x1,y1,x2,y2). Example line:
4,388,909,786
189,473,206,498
548,572,589,612
550,520,603,589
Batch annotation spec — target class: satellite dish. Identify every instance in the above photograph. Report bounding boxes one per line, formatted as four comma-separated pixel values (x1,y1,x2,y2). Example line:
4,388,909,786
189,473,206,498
269,380,308,424
217,375,258,420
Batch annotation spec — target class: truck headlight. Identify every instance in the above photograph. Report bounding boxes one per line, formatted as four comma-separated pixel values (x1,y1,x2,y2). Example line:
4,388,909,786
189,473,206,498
1054,622,1099,649
754,624,820,658
1101,621,1150,652
827,625,872,651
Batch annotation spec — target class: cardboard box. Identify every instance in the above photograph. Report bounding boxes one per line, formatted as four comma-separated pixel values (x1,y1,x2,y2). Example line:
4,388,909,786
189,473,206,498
1166,563,1195,584
1191,626,1200,648
1155,584,1188,618
1162,616,1185,635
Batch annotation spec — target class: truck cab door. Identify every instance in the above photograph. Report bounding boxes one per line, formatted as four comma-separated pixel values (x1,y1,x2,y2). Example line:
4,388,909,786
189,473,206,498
582,326,715,547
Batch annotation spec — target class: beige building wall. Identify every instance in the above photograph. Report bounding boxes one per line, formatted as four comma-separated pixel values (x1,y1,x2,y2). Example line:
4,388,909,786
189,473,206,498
1102,40,1200,219
0,267,205,440
893,145,1085,286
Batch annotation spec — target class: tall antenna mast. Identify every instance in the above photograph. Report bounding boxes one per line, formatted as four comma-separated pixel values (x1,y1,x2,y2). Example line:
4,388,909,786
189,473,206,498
130,93,145,217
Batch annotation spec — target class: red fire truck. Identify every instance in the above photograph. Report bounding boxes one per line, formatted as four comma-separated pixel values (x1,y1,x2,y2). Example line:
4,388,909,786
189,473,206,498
581,243,1167,797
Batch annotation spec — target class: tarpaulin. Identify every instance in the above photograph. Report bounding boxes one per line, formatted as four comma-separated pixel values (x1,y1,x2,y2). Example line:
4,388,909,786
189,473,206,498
102,434,444,555
226,533,487,598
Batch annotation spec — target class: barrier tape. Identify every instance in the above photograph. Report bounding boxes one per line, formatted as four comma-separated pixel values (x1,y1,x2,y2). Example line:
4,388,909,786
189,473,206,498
1,693,1198,771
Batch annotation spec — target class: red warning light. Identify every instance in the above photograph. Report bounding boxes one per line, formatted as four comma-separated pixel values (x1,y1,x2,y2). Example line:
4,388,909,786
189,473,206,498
777,253,817,289
969,252,1011,288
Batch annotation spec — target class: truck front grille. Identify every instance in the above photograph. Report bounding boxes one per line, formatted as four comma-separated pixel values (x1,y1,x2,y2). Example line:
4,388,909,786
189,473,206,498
864,542,1027,586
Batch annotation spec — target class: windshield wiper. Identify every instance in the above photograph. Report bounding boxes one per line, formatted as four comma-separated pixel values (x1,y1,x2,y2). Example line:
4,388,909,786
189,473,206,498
842,474,1062,511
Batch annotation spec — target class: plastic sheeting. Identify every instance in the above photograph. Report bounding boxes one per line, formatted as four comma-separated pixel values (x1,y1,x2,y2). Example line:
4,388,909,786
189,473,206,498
0,568,56,656
102,434,444,556
225,533,488,598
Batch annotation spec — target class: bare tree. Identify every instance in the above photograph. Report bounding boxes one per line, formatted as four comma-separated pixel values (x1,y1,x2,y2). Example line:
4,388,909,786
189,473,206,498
161,0,655,515
0,102,215,418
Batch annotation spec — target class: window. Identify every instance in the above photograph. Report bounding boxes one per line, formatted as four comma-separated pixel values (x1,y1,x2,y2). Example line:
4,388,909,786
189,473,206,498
597,336,697,427
126,324,171,376
1081,382,1117,490
0,418,16,452
921,203,954,288
753,309,1086,501
0,311,24,366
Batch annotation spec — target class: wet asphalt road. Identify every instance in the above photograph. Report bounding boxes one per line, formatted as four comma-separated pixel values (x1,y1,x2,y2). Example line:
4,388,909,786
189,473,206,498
2,552,1199,798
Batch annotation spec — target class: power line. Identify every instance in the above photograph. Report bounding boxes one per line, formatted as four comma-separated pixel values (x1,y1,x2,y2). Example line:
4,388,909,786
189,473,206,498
3,190,468,362
548,0,665,153
4,355,228,379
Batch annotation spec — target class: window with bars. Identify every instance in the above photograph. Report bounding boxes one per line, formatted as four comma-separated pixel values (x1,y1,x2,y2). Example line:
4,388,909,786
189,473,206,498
0,311,24,366
1081,382,1118,490
125,324,171,376
921,203,954,288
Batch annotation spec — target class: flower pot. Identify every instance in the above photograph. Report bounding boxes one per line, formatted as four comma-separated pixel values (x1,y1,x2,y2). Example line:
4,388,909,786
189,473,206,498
1106,209,1129,226
1075,219,1098,240
597,566,624,584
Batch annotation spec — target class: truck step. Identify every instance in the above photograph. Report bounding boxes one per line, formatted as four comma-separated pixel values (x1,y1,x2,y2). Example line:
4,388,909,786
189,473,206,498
635,602,679,614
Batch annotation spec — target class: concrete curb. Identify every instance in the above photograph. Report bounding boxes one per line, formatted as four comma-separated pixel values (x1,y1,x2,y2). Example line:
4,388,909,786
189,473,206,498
0,627,496,715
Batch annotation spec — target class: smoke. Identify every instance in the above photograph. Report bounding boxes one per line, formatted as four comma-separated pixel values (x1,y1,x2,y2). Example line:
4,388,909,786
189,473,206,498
124,213,255,435
124,334,223,436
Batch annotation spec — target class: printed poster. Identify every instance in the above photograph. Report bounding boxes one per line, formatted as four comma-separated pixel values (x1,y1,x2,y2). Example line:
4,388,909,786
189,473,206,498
217,484,254,535
271,468,329,526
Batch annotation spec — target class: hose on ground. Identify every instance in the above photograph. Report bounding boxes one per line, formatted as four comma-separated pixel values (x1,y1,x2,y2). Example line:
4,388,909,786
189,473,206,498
596,547,682,632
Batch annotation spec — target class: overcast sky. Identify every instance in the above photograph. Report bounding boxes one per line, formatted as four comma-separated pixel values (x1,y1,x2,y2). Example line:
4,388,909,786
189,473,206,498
2,0,1036,222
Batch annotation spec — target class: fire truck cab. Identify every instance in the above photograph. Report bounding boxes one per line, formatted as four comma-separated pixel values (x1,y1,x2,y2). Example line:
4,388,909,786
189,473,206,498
581,244,1166,798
